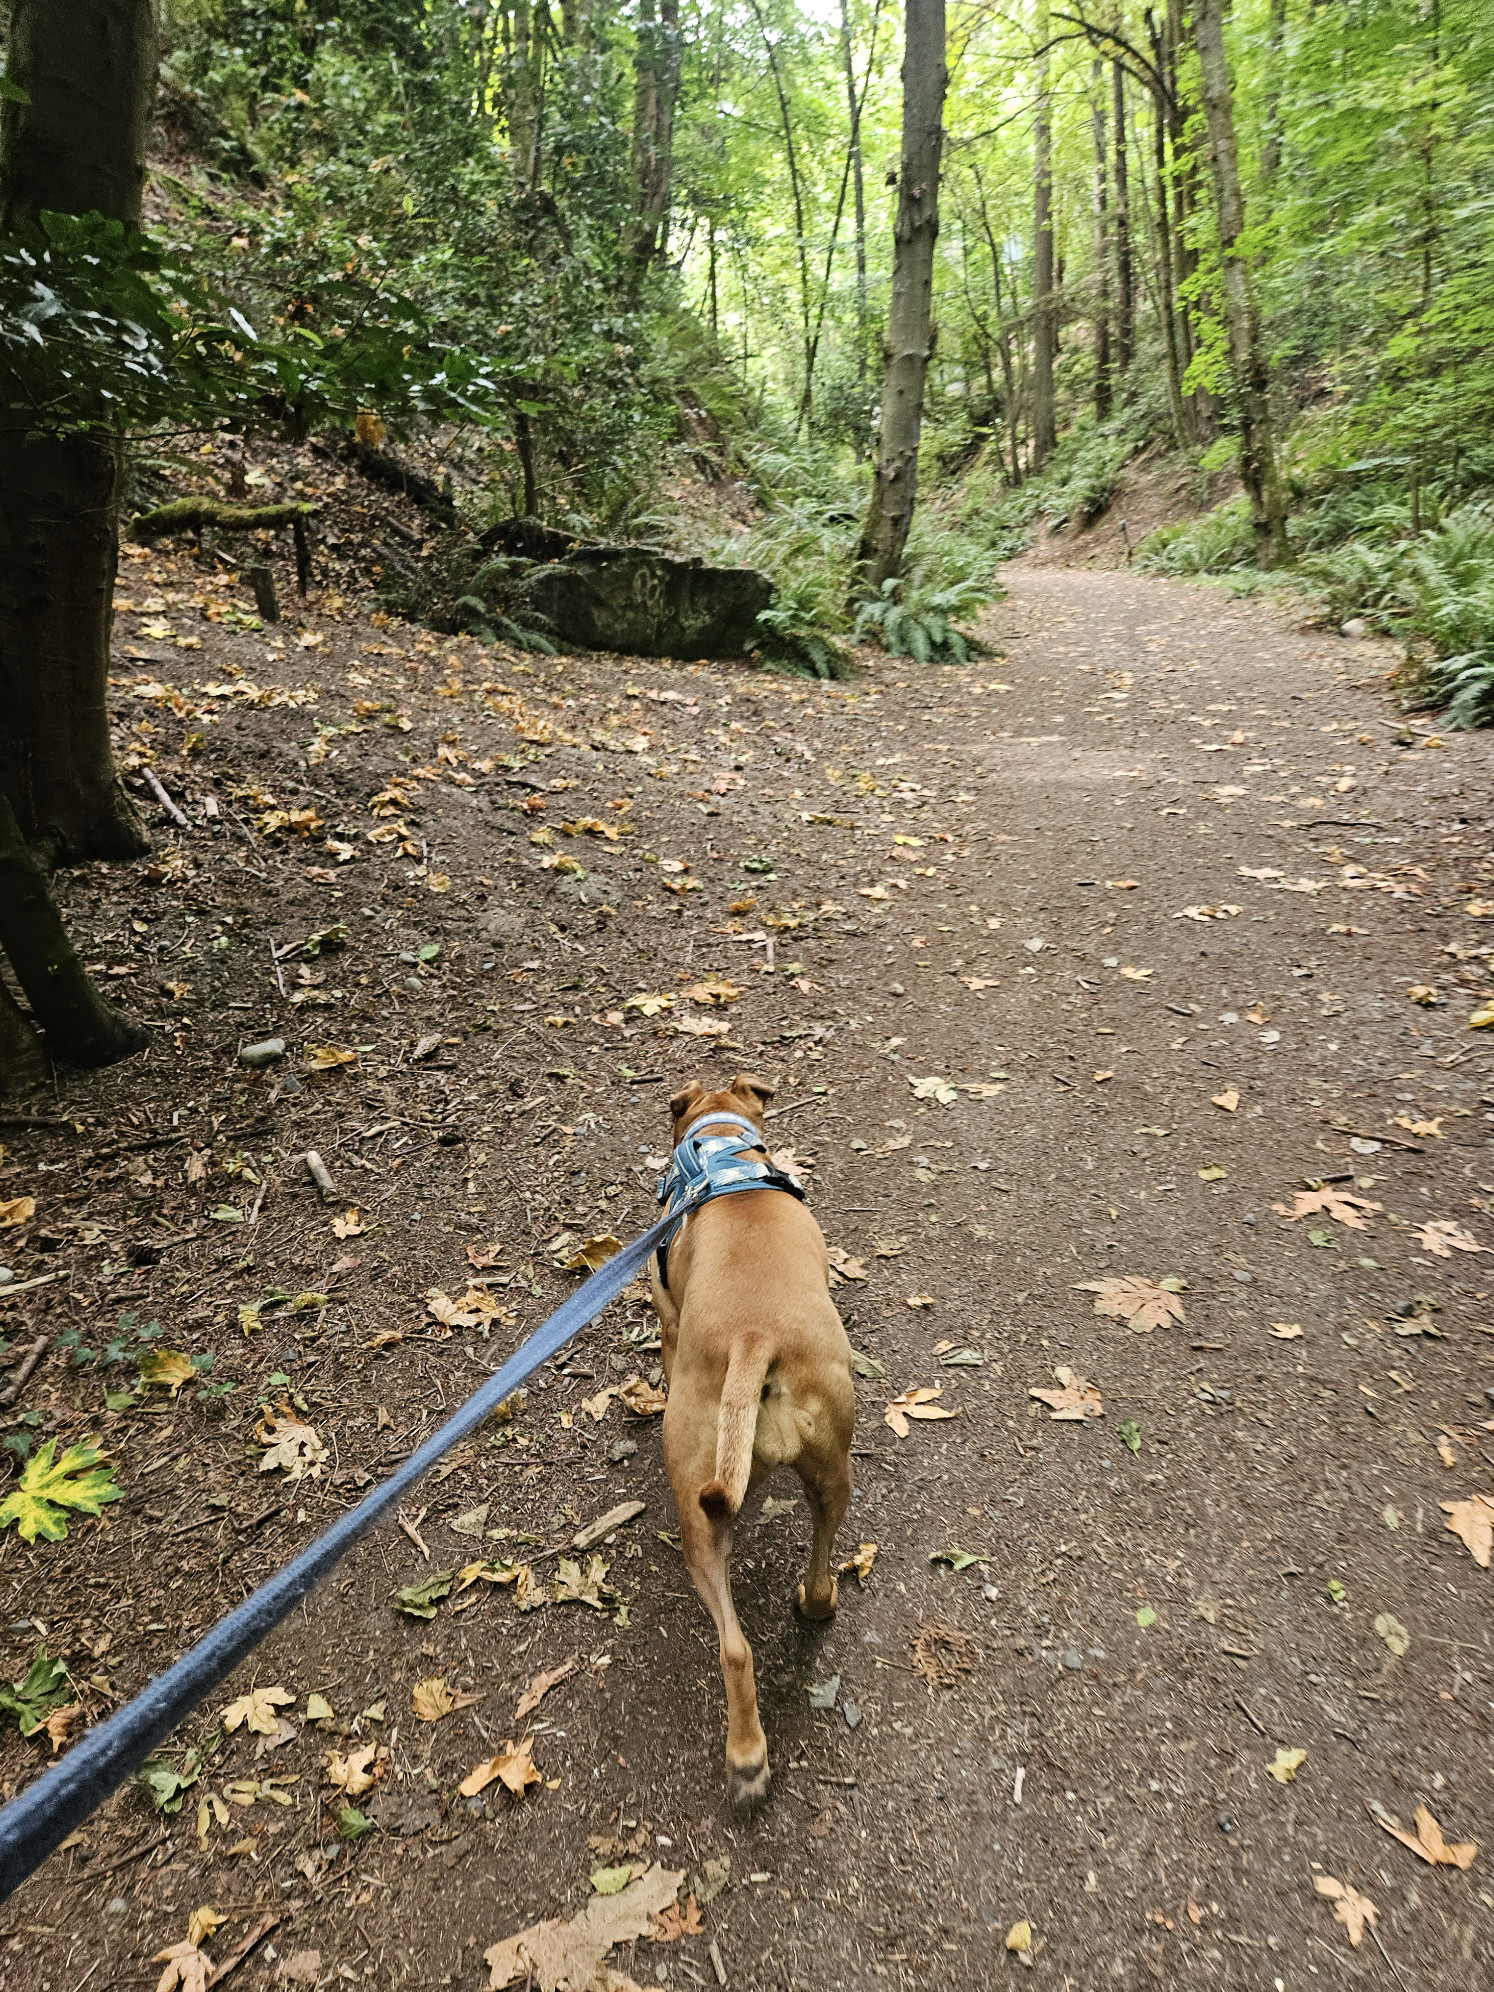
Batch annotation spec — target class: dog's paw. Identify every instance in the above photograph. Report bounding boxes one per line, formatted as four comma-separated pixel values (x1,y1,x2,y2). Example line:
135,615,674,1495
795,1576,839,1622
728,1754,771,1815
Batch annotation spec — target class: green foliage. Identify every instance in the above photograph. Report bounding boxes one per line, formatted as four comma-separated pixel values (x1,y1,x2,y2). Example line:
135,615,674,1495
337,1804,376,1841
0,1646,71,1737
1137,501,1258,576
136,1744,210,1814
854,575,989,665
0,1438,122,1544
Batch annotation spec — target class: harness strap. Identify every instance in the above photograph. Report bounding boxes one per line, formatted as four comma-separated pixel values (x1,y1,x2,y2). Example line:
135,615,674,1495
653,1110,806,1291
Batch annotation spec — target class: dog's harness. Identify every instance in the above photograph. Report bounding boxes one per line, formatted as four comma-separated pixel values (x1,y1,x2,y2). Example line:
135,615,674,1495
653,1109,807,1292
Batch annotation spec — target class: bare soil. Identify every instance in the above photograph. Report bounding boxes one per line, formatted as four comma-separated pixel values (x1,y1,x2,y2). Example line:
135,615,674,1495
1022,447,1237,571
3,536,1494,1992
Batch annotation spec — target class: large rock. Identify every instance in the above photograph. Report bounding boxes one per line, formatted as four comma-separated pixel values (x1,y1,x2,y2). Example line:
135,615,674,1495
482,519,773,659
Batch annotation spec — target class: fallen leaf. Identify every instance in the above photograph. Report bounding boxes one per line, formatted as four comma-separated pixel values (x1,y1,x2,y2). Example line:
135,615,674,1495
651,1894,704,1942
1269,1322,1304,1340
1272,1188,1382,1230
839,1542,877,1585
908,1074,957,1106
1211,1089,1240,1112
590,1864,640,1894
884,1386,959,1437
1005,1920,1032,1955
0,1440,121,1544
1198,1164,1227,1181
255,1404,327,1481
681,978,739,1005
1077,1275,1186,1333
1028,1366,1103,1421
1314,1874,1378,1948
618,1375,666,1415
1412,1219,1485,1258
139,1349,197,1395
825,1246,868,1285
1407,985,1441,1006
0,1196,36,1228
623,991,674,1017
904,1293,936,1310
304,1043,357,1070
514,1656,578,1723
1441,1492,1494,1567
325,1742,388,1797
151,1940,211,1992
39,1700,84,1753
222,1685,295,1735
304,1693,334,1722
394,1569,456,1617
331,1208,364,1238
1120,965,1153,981
459,1735,541,1798
484,1864,685,1989
1373,1613,1411,1657
186,1906,224,1949
1375,1802,1478,1868
1268,1747,1306,1783
564,1233,623,1274
412,1676,483,1722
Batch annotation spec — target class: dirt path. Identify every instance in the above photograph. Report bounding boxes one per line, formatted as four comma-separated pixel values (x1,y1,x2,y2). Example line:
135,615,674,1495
4,558,1493,1992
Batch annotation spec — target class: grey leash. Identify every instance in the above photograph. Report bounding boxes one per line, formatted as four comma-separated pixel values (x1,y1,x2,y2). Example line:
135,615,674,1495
0,1209,678,1905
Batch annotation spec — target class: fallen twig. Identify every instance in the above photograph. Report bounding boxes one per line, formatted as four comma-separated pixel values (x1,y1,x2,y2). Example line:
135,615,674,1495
143,767,190,829
0,1335,49,1408
208,1911,283,1987
94,1827,171,1878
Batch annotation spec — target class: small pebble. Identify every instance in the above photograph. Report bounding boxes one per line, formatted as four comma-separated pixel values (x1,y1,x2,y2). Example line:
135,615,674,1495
888,982,905,996
1062,1648,1084,1671
1232,1269,1254,1284
1340,617,1368,640
237,1037,285,1068
106,1898,128,1916
842,1700,862,1729
0,1268,12,1286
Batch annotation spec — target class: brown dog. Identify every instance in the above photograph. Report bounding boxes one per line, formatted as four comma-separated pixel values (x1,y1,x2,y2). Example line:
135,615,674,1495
650,1074,856,1811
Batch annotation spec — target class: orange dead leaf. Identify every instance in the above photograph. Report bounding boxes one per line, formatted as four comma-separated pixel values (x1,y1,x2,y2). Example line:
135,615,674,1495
1271,1188,1381,1230
1313,1876,1377,1948
1441,1492,1494,1567
1375,1803,1478,1869
458,1736,541,1798
1028,1367,1103,1421
884,1387,958,1438
1077,1275,1186,1332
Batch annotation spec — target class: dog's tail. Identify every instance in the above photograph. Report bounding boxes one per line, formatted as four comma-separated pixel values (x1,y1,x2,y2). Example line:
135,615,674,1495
699,1343,771,1522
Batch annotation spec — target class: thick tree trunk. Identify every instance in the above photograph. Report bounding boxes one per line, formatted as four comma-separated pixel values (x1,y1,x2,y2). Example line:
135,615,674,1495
855,0,947,592
1090,67,1112,419
624,0,681,264
1193,0,1291,568
1031,1,1057,467
0,0,156,871
0,794,147,1070
1112,59,1134,375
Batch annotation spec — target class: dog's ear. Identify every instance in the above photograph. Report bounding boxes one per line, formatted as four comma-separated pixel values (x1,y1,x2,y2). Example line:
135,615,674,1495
669,1079,705,1121
730,1073,776,1113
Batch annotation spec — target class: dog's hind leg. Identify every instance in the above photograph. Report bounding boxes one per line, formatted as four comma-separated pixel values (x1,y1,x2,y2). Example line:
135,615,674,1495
677,1501,770,1812
793,1444,851,1621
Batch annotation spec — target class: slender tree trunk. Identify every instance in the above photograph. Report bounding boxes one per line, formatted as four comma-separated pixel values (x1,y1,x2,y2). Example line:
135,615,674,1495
1193,0,1290,567
0,0,154,871
856,0,947,591
624,0,681,263
1259,0,1287,186
1145,91,1190,446
1091,65,1112,419
839,0,881,391
508,0,539,188
1031,0,1057,467
1112,58,1134,374
748,0,816,429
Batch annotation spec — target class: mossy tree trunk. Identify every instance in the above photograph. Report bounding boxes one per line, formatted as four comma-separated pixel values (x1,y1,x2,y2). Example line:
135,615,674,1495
856,0,947,592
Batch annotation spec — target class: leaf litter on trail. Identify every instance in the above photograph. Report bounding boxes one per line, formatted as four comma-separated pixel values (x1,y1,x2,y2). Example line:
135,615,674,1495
1028,1367,1103,1421
1412,1219,1486,1258
255,1403,327,1480
1441,1492,1494,1566
412,1676,483,1721
1271,1188,1381,1230
911,1621,976,1688
222,1685,294,1735
1374,1802,1478,1868
839,1542,877,1584
460,1735,542,1798
1268,1748,1307,1783
884,1386,958,1437
325,1742,389,1796
0,1646,71,1737
514,1655,577,1722
1077,1275,1186,1333
0,1439,121,1544
1314,1876,1378,1948
484,1864,684,1990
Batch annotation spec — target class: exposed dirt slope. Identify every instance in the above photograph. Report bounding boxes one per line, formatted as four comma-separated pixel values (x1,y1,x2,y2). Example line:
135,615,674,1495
3,553,1493,1991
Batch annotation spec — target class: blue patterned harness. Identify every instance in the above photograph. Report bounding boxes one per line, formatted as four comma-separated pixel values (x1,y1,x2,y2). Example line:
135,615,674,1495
653,1108,807,1291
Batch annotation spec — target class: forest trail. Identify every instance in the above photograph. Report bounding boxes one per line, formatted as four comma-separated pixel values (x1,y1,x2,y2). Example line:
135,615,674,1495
5,560,1494,1989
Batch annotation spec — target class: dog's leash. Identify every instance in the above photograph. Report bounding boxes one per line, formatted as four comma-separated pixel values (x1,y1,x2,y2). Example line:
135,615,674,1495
0,1210,679,1905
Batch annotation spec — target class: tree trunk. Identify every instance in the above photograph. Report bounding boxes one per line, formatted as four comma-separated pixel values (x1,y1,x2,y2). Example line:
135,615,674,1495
1090,66,1112,420
1259,0,1287,187
1031,0,1057,467
0,973,48,1098
0,0,155,871
1193,0,1291,568
1112,58,1134,375
0,794,147,1070
623,0,681,264
508,0,540,191
855,0,947,591
748,1,815,429
839,0,875,389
